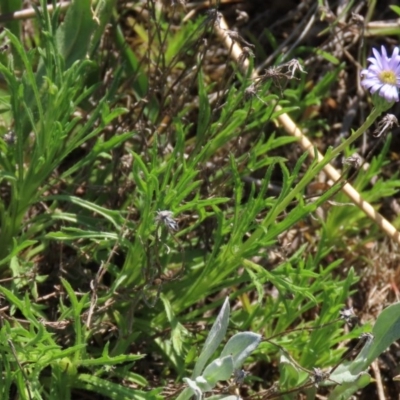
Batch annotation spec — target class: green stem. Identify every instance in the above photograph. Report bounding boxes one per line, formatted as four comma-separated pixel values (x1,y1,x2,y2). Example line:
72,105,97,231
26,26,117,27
329,106,382,161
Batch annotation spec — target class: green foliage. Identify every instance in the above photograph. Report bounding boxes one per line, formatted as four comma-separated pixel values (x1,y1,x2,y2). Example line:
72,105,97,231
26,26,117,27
328,302,400,399
0,1,398,399
0,282,146,400
55,0,97,67
178,298,261,400
0,0,22,40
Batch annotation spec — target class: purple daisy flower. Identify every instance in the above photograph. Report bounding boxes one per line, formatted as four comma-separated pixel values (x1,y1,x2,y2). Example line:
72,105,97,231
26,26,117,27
361,46,400,102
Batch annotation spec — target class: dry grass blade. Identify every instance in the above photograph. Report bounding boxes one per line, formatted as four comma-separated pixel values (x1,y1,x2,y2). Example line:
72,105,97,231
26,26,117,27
215,15,400,246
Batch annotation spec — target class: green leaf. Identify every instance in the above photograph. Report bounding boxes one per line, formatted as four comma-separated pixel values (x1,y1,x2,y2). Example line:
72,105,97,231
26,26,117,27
331,302,400,384
0,0,22,40
279,352,306,390
79,353,143,367
61,278,88,362
220,332,261,369
160,294,189,357
244,265,264,304
45,195,124,229
315,49,340,65
55,0,96,68
353,302,400,373
192,297,230,378
202,355,234,386
389,5,400,16
0,286,36,322
327,372,370,400
0,240,37,267
76,374,162,400
195,69,211,146
46,228,119,241
101,107,129,125
180,379,202,400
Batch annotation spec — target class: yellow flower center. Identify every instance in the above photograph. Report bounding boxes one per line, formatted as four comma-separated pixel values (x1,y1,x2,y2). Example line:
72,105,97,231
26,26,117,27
379,70,397,85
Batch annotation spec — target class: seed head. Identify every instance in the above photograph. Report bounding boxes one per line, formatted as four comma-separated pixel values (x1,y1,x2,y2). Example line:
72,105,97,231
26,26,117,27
155,210,179,232
373,113,399,137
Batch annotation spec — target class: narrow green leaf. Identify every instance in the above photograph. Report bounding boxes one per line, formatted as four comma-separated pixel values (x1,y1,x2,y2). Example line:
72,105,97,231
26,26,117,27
76,374,162,400
160,294,189,356
195,70,211,145
45,195,124,229
55,0,96,68
0,240,37,267
0,0,22,41
61,278,88,362
315,49,340,65
389,5,400,16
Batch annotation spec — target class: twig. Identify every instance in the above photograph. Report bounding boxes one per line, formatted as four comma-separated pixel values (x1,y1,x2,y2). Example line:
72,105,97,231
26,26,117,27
215,15,400,246
365,19,400,36
371,360,386,400
0,1,70,23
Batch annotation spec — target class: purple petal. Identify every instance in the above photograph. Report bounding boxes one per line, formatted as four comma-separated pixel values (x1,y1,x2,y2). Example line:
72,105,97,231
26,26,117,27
370,83,383,93
380,85,399,102
372,48,383,69
362,77,381,87
368,65,381,73
367,57,380,66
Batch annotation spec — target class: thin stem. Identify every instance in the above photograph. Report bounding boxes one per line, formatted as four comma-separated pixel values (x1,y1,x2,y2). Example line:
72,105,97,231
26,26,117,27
329,106,382,161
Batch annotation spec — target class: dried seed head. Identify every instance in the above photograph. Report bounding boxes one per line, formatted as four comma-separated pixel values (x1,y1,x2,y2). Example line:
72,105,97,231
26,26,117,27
373,113,399,137
155,210,179,231
360,332,374,343
205,9,221,27
235,9,249,24
233,369,248,385
257,66,290,93
283,59,306,79
263,66,283,78
238,46,254,66
244,83,269,105
244,83,258,101
342,156,361,169
312,367,328,386
4,130,15,145
339,307,355,322
225,29,254,48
